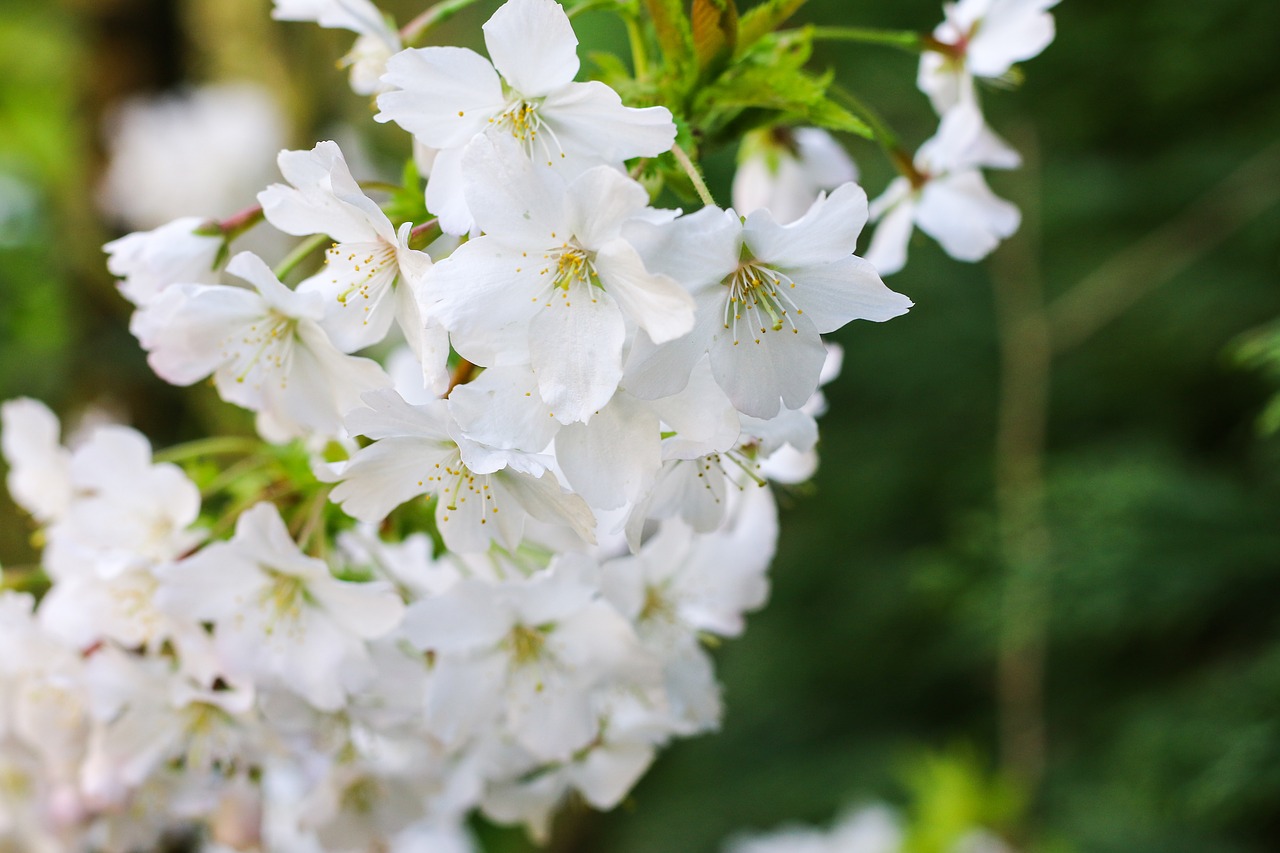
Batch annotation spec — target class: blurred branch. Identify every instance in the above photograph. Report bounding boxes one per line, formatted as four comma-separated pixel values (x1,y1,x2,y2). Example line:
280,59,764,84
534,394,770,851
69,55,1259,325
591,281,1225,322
990,130,1052,800
1048,139,1280,353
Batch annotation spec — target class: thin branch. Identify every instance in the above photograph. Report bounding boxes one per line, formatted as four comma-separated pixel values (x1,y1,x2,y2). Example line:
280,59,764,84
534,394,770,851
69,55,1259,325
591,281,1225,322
1049,139,1280,353
670,142,716,208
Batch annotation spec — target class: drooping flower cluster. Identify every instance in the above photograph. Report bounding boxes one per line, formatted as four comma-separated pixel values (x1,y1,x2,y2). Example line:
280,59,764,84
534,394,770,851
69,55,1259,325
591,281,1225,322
0,0,1059,847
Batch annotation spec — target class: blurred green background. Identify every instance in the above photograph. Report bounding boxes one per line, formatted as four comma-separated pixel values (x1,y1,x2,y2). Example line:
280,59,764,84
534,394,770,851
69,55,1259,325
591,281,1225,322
1,0,1279,851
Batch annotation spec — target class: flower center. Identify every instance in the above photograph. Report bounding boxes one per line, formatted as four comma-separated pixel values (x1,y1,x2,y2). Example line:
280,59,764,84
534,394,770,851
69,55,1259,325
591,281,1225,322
491,98,567,166
507,624,546,665
262,572,306,622
228,312,295,387
723,261,803,344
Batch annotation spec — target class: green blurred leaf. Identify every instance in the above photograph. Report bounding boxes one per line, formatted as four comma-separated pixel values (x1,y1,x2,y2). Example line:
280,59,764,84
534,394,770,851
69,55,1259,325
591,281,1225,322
735,0,807,54
692,0,738,78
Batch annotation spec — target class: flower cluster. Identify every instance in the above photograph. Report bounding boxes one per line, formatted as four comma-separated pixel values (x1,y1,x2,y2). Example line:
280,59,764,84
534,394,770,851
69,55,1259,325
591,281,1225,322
723,804,1015,853
0,0,1058,848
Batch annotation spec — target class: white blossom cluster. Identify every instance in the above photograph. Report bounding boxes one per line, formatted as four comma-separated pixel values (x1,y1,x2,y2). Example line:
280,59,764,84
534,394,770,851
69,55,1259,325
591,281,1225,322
723,804,1016,853
0,0,1060,848
732,0,1060,276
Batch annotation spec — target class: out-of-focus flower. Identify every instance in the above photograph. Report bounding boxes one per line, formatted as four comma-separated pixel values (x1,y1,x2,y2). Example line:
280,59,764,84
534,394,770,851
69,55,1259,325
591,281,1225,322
732,127,858,225
98,83,286,229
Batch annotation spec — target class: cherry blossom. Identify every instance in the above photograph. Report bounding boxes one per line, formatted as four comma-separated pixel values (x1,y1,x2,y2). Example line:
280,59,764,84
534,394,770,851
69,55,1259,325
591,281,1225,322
375,0,675,233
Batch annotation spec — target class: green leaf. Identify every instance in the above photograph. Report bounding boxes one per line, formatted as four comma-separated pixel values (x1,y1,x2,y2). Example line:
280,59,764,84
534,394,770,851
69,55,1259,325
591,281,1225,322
692,0,738,78
797,95,872,137
644,0,695,84
735,0,807,54
383,157,430,226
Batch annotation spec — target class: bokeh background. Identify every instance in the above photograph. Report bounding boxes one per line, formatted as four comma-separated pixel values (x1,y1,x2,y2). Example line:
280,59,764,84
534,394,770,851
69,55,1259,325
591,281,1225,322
2,0,1279,851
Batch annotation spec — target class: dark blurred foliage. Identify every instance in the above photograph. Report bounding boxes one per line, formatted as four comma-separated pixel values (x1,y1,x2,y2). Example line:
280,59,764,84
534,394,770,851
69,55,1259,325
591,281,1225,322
2,0,1279,851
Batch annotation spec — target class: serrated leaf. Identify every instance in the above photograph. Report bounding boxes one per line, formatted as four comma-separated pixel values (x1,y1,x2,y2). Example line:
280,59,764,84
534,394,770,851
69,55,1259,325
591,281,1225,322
736,0,807,54
692,0,738,78
795,96,872,138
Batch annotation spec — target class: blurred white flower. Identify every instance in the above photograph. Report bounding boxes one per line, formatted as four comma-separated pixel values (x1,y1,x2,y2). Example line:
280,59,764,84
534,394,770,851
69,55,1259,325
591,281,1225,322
98,83,286,229
732,127,858,225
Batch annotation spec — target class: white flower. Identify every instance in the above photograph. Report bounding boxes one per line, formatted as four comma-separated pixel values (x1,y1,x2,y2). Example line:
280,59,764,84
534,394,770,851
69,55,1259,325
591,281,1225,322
130,251,391,441
98,83,286,229
273,0,404,95
42,425,201,580
918,0,1060,113
326,389,597,552
375,0,676,233
625,183,912,418
725,804,903,853
259,140,440,362
864,103,1021,276
156,502,405,711
732,127,858,225
79,647,257,805
425,139,694,423
403,555,653,760
0,397,72,524
103,217,224,306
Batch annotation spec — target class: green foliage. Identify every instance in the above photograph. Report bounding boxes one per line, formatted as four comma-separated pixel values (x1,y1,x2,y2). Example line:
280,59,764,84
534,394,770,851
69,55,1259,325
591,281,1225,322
1231,319,1280,434
692,0,738,79
735,0,807,54
690,30,870,144
899,749,1023,853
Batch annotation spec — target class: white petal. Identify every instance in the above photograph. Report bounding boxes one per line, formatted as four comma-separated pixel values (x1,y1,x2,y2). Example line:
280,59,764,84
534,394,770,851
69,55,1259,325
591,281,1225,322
528,282,625,423
780,256,913,332
461,135,567,241
969,0,1058,76
621,288,720,400
742,182,867,267
309,578,405,639
557,393,659,509
915,170,1020,261
624,205,741,288
540,81,676,164
482,0,580,98
298,241,401,352
328,437,454,522
375,47,505,148
423,239,542,363
272,0,388,36
258,140,390,244
1,398,71,523
564,166,650,250
594,240,694,344
862,193,917,277
709,307,827,418
568,742,654,808
424,145,475,235
448,364,558,453
403,581,511,652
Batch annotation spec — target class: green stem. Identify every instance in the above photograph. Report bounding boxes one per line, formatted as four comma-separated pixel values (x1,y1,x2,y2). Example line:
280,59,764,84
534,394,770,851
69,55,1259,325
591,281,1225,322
295,486,333,554
807,26,925,53
273,234,330,281
670,142,716,208
409,218,442,251
200,453,273,499
154,436,262,464
401,0,488,45
829,85,925,186
566,0,623,17
216,204,265,240
624,13,650,78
